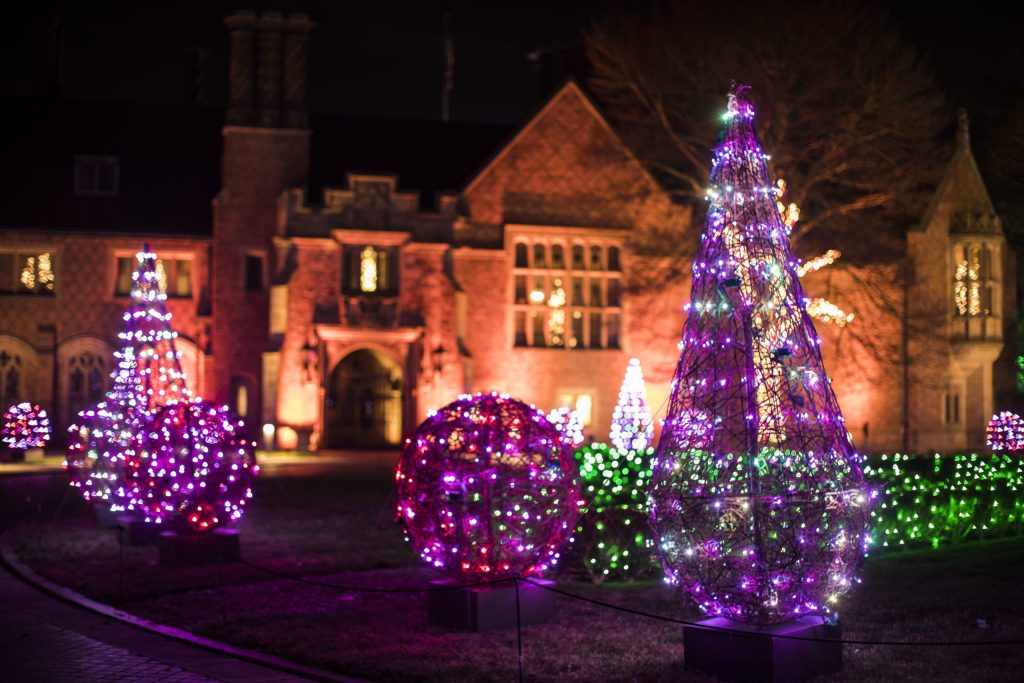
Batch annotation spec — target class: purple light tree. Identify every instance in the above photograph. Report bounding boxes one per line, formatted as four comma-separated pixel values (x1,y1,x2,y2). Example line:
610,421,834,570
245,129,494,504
66,246,191,512
648,86,872,625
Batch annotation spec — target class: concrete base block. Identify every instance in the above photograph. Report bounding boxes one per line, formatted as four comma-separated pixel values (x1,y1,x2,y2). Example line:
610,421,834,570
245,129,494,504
94,506,121,530
683,616,842,683
115,516,161,546
158,529,241,567
427,578,556,632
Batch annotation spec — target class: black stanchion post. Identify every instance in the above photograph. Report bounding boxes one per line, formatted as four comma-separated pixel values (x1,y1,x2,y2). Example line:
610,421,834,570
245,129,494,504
219,546,227,624
515,577,524,683
116,526,125,600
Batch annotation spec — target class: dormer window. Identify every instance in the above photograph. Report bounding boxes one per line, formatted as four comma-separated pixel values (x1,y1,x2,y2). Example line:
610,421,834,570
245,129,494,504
74,156,119,197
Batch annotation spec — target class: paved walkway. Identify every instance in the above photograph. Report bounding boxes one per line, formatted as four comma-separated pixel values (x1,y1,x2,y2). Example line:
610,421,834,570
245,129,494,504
0,466,380,683
0,553,312,682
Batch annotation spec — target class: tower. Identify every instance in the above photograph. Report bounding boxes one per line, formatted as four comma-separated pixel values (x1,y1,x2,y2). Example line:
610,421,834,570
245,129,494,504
212,11,313,429
909,109,1009,449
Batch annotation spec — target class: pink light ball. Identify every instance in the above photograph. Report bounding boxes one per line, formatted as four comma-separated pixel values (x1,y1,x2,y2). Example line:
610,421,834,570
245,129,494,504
136,399,258,533
396,393,581,582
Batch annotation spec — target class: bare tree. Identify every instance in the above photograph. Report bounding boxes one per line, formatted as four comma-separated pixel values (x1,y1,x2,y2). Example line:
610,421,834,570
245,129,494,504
586,0,948,261
588,0,954,449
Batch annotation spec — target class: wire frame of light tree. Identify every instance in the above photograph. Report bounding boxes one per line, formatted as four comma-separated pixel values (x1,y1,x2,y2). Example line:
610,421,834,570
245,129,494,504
65,247,193,510
648,86,872,625
395,393,581,582
133,399,257,533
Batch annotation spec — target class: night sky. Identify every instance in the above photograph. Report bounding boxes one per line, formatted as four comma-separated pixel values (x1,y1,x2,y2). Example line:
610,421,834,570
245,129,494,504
2,1,1019,125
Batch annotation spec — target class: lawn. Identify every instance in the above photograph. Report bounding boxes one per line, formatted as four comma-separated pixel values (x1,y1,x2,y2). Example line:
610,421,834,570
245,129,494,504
7,466,1024,682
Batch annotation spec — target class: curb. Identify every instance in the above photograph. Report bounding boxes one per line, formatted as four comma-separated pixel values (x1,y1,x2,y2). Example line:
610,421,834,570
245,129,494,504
0,531,369,683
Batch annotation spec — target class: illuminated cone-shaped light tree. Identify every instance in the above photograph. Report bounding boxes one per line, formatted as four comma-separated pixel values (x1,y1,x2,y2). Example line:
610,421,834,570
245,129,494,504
649,86,871,625
609,358,653,452
67,246,191,511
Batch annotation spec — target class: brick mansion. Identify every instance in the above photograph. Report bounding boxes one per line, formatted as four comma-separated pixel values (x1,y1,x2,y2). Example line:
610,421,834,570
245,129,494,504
1,12,1016,453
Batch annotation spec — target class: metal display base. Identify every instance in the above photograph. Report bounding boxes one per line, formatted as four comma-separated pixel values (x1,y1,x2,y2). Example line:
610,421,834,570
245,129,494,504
683,616,842,683
158,529,241,567
94,506,121,530
428,578,556,632
115,516,161,546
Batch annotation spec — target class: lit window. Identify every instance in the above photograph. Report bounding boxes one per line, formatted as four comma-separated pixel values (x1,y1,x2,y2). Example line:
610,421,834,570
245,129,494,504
0,251,55,294
953,242,991,317
558,392,593,427
117,256,191,297
343,245,396,294
511,238,623,349
360,246,378,292
74,156,119,197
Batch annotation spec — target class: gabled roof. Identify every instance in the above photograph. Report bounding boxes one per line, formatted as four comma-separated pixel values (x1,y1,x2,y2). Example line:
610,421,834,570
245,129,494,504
462,79,661,197
920,110,1003,237
458,80,667,232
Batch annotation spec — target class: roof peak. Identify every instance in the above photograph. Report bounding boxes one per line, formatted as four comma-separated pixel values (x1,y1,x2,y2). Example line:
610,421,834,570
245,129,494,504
957,107,970,150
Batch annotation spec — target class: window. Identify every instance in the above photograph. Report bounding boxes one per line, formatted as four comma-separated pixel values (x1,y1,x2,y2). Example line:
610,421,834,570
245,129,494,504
533,244,547,268
572,245,585,270
953,242,994,317
515,243,529,268
589,312,602,348
608,278,621,307
952,240,1000,341
607,313,621,349
943,384,961,425
0,350,23,407
557,392,593,427
551,244,565,269
67,352,106,422
342,245,397,294
0,251,55,294
244,254,265,291
74,155,119,197
511,237,624,349
514,276,527,304
116,256,191,297
514,312,528,347
231,377,252,421
608,246,621,271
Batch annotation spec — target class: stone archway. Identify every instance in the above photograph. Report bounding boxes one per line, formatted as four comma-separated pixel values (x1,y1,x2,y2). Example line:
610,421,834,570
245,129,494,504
324,348,403,449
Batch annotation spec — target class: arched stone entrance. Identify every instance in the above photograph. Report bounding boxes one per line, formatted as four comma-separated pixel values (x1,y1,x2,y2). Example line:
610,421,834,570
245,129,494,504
324,348,403,449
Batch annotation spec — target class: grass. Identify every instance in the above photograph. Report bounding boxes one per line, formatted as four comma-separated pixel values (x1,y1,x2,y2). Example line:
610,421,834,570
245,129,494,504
8,467,1024,682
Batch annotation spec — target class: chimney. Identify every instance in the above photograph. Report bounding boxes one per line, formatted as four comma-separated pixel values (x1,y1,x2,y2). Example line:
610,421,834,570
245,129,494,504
225,10,258,125
226,11,312,129
283,14,314,129
256,12,284,127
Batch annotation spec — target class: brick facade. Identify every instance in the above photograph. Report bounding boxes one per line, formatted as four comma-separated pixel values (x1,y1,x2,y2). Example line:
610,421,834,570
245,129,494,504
0,19,1013,453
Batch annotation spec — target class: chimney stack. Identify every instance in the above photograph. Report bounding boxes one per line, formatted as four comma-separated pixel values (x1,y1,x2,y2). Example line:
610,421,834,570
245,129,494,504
225,11,257,125
225,10,313,128
283,14,314,128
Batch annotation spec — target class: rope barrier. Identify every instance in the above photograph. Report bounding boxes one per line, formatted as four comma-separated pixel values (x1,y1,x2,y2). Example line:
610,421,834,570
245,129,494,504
226,556,1024,648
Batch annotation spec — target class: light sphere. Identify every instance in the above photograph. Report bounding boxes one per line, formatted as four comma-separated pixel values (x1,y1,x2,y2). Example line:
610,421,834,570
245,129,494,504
396,393,581,582
3,402,51,450
135,399,258,533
